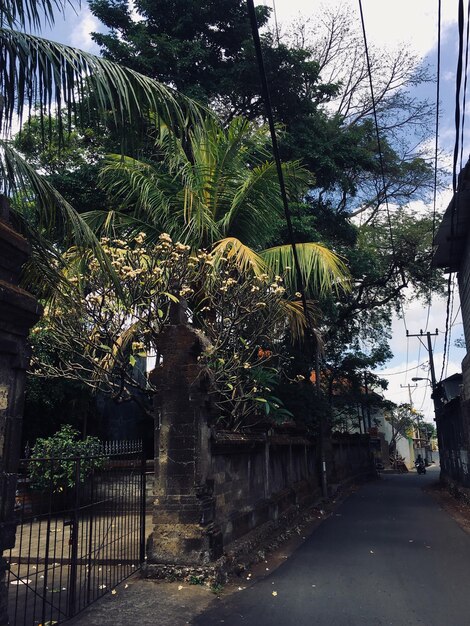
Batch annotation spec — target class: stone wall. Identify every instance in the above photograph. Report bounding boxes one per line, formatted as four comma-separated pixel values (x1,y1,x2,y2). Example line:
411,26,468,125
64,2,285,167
0,203,41,624
437,397,470,487
147,322,375,572
209,430,372,548
330,434,375,483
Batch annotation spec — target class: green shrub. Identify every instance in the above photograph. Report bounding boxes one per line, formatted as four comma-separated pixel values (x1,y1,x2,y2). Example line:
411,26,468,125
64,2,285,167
28,425,104,492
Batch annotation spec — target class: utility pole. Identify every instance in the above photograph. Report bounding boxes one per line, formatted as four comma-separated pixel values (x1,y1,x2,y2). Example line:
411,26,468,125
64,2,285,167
364,372,371,430
406,329,439,392
400,383,418,407
407,329,440,461
400,382,420,441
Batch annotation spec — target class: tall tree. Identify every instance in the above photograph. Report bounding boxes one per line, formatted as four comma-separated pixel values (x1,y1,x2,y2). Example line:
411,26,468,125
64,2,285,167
86,116,350,299
88,1,436,207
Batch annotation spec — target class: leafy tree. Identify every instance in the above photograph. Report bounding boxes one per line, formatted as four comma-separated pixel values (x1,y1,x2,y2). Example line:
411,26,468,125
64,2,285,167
88,1,436,211
11,115,113,221
89,0,330,122
31,234,306,430
421,421,436,440
385,403,418,452
28,425,103,491
86,1,440,346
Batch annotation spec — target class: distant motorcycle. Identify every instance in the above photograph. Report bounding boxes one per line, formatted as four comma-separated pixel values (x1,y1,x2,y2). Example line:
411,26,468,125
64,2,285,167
415,459,426,474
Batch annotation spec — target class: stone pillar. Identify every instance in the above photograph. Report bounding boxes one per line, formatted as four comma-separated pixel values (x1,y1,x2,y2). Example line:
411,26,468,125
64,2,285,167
146,324,222,569
0,202,42,624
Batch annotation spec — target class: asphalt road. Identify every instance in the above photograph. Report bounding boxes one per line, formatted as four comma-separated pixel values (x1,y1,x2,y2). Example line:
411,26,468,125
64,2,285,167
194,466,470,626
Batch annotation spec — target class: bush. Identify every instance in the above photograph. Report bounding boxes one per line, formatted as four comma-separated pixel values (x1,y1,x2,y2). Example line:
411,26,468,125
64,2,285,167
28,425,104,492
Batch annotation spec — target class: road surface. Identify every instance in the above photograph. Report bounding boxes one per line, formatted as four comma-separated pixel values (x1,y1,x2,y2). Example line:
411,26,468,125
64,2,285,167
194,466,470,626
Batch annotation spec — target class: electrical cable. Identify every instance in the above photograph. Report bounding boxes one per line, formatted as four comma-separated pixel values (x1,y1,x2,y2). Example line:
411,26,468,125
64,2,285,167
440,0,466,381
377,361,429,376
460,0,470,171
425,0,442,333
452,303,462,326
358,0,419,391
445,278,456,378
357,0,396,258
398,300,411,382
246,0,314,339
246,1,330,499
418,384,429,412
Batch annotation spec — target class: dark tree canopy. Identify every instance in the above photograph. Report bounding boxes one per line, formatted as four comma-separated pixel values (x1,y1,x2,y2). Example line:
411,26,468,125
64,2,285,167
89,0,271,106
14,0,444,430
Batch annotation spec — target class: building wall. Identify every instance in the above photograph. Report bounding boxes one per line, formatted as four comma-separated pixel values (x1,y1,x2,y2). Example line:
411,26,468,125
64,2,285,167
458,230,470,353
373,414,415,469
438,397,470,487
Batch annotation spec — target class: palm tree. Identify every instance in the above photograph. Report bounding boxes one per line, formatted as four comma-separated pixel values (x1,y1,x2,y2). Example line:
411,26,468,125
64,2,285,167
85,116,349,301
0,0,202,263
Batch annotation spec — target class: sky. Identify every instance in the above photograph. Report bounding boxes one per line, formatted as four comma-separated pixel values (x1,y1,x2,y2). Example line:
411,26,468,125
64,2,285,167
45,0,466,422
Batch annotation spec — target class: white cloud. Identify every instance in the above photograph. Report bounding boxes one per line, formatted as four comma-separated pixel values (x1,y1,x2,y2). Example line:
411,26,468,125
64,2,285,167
69,8,99,53
268,0,456,57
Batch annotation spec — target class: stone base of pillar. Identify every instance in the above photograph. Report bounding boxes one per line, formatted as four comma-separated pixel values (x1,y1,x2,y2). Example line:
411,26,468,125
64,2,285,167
147,493,223,566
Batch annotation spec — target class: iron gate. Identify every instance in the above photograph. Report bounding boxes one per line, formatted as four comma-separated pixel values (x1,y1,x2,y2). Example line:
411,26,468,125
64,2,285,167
7,440,146,625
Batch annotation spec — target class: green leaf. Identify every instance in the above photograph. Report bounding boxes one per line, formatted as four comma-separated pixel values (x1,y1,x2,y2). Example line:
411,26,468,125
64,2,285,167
162,292,180,303
129,355,136,367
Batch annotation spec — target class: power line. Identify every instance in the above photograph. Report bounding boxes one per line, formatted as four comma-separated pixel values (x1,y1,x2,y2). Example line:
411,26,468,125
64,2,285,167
272,0,280,45
358,0,415,362
357,0,396,258
445,278,457,378
425,0,442,333
450,0,470,375
460,0,470,171
246,0,311,333
451,303,462,327
397,300,411,382
376,361,429,377
440,0,467,381
246,0,328,498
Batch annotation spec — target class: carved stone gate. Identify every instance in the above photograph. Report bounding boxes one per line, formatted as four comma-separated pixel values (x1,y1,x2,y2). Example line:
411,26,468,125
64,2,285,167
0,201,42,624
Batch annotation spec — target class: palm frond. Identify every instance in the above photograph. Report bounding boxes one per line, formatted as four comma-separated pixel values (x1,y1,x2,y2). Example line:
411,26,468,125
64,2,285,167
0,29,203,137
221,160,311,244
0,140,120,294
211,237,267,275
261,243,350,297
281,299,322,344
99,155,172,219
0,0,73,30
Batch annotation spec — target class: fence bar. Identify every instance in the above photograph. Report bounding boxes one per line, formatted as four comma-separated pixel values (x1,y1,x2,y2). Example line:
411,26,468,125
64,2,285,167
6,440,145,626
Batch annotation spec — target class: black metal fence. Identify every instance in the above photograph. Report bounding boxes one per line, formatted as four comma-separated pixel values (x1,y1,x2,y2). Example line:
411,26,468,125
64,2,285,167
7,440,146,626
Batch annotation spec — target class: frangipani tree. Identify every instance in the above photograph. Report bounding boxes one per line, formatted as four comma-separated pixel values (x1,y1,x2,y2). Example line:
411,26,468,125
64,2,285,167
32,233,303,429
